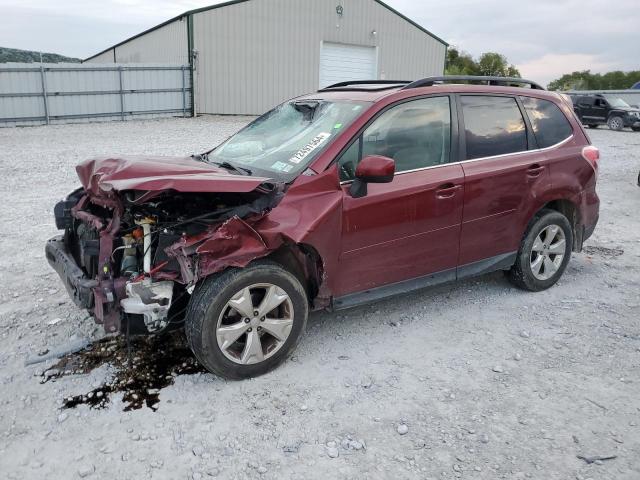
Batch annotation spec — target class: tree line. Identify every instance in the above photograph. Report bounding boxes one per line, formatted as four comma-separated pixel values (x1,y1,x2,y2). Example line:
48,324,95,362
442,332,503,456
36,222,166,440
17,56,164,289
0,46,80,63
547,71,640,91
445,47,638,90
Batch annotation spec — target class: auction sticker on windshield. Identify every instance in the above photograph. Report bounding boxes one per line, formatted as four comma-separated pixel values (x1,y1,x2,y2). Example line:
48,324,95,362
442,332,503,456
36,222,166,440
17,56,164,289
288,132,331,164
271,161,294,173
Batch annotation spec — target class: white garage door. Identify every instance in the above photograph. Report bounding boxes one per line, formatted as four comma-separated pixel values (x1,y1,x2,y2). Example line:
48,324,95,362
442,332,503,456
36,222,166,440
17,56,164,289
319,42,377,89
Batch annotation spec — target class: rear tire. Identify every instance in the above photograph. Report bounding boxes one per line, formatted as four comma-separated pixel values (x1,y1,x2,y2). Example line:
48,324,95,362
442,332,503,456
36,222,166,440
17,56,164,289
507,210,573,292
587,124,599,129
607,116,624,131
185,260,308,379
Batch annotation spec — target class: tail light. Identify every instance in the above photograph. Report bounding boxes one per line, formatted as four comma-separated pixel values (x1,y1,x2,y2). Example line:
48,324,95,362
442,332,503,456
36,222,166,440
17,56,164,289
581,145,600,174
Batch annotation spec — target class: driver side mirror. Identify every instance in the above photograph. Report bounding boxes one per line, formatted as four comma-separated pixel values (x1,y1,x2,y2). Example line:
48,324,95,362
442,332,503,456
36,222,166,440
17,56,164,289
349,155,395,198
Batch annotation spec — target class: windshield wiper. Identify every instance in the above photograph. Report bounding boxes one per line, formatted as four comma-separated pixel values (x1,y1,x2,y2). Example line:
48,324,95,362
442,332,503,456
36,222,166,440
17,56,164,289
192,153,252,176
213,161,252,176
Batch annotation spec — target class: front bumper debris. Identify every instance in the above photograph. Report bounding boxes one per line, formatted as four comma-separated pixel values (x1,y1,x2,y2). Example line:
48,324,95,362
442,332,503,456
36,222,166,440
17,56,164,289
45,235,96,309
46,234,175,333
120,280,174,332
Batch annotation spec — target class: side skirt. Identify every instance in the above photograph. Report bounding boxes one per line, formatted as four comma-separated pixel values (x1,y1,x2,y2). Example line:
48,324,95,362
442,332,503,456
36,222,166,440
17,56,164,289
331,251,517,311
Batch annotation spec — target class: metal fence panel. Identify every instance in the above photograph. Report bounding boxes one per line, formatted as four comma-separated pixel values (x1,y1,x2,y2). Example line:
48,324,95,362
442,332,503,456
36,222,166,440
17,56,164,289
0,63,192,127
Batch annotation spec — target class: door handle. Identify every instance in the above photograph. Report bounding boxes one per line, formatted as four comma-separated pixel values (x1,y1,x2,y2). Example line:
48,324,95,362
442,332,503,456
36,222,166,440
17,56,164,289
527,164,545,178
435,183,462,199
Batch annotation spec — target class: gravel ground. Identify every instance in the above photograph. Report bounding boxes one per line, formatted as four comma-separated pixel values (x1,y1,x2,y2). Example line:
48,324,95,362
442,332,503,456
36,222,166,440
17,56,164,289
0,117,639,480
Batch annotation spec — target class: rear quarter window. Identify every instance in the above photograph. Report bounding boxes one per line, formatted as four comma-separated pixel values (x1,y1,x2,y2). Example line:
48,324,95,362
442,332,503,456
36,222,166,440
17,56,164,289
520,96,573,148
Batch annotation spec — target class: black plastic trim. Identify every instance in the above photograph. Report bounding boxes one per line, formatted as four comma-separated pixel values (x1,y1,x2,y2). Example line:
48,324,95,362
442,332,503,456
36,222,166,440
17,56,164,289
45,236,96,310
456,252,517,281
320,80,411,92
332,268,456,310
332,251,517,310
403,76,545,91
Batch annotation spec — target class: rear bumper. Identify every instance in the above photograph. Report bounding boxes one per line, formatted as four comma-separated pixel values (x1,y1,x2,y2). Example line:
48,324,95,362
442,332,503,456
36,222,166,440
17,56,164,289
574,187,599,249
45,235,96,310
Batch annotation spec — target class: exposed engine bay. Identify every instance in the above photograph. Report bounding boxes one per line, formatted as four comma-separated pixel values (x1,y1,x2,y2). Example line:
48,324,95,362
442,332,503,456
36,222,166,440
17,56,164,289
49,184,284,335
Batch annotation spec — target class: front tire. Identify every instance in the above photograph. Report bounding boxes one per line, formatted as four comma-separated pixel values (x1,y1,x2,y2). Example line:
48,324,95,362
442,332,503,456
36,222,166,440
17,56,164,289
632,126,640,132
607,116,624,131
507,210,573,292
185,260,308,379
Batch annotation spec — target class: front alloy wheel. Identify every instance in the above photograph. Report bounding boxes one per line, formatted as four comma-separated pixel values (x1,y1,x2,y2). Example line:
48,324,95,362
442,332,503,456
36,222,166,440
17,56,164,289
216,284,294,365
185,261,308,379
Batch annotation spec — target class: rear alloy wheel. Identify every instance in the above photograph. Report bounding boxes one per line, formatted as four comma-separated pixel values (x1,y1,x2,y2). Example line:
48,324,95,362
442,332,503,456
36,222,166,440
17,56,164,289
507,210,573,292
607,116,624,131
185,261,308,379
529,225,566,281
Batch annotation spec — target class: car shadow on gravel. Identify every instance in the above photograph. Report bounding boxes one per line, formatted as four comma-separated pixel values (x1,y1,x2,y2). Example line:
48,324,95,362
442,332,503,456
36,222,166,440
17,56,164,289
41,331,206,411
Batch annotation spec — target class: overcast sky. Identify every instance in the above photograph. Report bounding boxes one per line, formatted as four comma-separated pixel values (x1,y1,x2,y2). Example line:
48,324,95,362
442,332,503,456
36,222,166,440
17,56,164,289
1,0,638,86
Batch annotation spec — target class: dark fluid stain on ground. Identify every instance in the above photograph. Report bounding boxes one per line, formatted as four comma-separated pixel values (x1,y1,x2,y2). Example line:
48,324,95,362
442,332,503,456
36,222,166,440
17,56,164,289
42,331,206,411
583,246,624,258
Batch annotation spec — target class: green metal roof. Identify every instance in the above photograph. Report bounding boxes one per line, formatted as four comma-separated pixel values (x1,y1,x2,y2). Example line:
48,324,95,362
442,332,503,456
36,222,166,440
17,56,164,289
83,0,448,62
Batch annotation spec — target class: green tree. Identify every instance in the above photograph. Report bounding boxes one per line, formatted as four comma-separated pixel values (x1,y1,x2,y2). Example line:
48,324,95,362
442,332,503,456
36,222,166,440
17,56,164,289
477,52,521,77
445,47,520,78
0,46,80,63
547,70,640,90
445,47,479,75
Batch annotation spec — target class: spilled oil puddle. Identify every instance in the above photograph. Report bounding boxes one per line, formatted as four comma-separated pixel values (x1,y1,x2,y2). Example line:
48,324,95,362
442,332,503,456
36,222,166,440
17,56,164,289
42,331,207,411
583,246,624,259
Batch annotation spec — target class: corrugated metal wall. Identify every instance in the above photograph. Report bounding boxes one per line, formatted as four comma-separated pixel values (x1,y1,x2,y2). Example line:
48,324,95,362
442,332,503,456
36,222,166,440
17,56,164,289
115,19,189,64
0,63,191,127
194,0,446,114
88,49,115,63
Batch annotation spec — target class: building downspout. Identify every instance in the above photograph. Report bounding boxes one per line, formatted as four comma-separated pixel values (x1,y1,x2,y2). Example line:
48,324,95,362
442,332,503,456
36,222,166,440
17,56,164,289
187,14,197,118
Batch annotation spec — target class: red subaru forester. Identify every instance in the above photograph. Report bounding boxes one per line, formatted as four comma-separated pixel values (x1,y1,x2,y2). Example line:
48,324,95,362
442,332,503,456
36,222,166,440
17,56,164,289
47,76,600,379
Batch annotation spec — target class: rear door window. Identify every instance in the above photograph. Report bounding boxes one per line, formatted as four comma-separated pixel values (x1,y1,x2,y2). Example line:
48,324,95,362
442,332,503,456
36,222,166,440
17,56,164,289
520,96,573,148
460,96,527,160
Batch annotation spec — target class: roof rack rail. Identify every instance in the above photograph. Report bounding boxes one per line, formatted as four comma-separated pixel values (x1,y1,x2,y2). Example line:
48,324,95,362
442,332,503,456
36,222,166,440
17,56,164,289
319,80,411,92
402,76,545,90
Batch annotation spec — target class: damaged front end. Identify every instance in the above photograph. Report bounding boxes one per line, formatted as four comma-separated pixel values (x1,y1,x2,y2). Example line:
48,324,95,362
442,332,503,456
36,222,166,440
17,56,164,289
46,156,285,335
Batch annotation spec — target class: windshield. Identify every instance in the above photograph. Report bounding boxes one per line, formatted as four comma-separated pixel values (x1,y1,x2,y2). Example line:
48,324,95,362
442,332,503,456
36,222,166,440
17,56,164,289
604,96,631,108
208,100,369,177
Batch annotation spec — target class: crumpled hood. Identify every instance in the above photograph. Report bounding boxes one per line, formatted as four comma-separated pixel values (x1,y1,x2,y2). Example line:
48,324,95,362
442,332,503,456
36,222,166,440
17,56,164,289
76,155,274,195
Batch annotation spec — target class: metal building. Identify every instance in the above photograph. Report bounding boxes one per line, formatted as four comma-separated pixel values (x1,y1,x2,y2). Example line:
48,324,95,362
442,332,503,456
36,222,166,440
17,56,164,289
85,0,448,115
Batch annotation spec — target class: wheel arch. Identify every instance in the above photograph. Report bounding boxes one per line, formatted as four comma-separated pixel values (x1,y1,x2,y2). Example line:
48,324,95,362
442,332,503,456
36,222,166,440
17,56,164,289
266,243,328,309
529,199,582,251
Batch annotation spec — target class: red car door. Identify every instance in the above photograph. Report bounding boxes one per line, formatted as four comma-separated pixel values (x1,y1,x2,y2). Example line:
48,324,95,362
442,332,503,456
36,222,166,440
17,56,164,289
457,95,551,270
332,96,464,301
